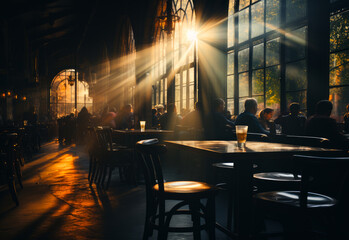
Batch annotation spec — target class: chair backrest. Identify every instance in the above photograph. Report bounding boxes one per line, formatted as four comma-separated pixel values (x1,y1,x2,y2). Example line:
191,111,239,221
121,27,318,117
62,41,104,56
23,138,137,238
282,135,330,148
95,126,113,152
136,139,167,195
293,155,349,208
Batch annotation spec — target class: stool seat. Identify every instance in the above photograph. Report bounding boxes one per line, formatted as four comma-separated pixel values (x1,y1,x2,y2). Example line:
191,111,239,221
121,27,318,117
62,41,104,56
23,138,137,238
254,190,336,208
254,172,301,182
153,181,215,194
212,162,234,169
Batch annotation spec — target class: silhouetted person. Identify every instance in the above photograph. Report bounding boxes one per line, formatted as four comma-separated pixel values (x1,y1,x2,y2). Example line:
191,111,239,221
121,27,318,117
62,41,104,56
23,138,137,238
77,107,91,144
235,98,268,134
115,104,134,130
344,104,349,133
151,108,159,128
275,102,306,135
181,101,204,130
258,108,275,133
306,100,348,150
159,103,182,130
208,98,235,139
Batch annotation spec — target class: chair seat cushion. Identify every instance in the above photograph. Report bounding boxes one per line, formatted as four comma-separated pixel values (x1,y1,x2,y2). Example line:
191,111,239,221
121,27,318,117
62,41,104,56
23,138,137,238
254,191,336,208
153,181,215,194
254,172,301,182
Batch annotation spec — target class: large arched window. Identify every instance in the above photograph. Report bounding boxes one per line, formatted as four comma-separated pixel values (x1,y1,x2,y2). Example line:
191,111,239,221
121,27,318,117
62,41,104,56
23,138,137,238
153,0,196,113
50,69,93,118
227,0,308,116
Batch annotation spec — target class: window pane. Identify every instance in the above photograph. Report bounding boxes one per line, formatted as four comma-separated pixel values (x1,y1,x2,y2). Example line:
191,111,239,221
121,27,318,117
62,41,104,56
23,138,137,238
253,95,265,111
251,0,265,38
189,84,194,100
228,15,235,48
239,72,249,97
228,52,235,75
330,87,349,122
329,50,349,86
286,91,307,112
266,38,280,66
239,8,250,43
330,10,349,52
239,0,250,10
252,69,264,95
285,27,307,62
238,48,249,72
227,98,235,116
253,43,264,69
182,71,187,101
227,75,234,98
265,65,280,111
286,0,306,23
229,0,235,15
286,60,307,91
266,0,280,32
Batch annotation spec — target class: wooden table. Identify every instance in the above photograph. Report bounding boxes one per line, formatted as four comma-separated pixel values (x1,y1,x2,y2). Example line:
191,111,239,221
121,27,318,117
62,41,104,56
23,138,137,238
165,140,342,239
113,129,174,147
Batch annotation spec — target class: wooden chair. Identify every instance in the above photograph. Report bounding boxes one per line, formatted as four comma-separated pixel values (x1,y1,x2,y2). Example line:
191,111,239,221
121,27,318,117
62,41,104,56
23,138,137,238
136,139,218,240
253,155,349,238
253,135,331,191
93,126,133,189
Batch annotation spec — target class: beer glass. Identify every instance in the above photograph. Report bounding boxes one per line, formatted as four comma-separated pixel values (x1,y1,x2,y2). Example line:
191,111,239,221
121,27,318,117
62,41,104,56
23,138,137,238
140,121,146,132
236,125,248,148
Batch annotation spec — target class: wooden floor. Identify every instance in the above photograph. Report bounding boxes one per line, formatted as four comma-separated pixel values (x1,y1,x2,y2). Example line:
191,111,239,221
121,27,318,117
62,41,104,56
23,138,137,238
0,141,242,240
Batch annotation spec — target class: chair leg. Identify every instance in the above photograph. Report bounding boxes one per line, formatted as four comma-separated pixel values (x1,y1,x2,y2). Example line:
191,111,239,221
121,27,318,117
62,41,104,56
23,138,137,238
15,161,23,189
101,165,108,187
88,155,93,181
105,167,113,190
8,178,19,206
90,158,97,185
190,201,201,240
207,196,216,240
157,200,166,240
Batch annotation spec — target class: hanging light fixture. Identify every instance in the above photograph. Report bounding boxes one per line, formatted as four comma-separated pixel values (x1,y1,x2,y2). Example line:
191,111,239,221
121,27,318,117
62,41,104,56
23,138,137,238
68,75,75,86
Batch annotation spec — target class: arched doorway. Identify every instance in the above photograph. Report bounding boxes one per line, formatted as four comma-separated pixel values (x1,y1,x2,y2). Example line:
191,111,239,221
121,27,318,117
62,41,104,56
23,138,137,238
50,69,93,119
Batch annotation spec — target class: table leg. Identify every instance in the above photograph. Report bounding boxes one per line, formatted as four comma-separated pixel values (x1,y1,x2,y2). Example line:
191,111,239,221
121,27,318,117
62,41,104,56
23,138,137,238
233,158,253,239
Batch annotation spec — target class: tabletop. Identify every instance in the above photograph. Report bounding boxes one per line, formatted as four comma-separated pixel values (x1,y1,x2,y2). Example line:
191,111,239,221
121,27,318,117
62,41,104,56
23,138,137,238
114,129,173,134
165,140,340,157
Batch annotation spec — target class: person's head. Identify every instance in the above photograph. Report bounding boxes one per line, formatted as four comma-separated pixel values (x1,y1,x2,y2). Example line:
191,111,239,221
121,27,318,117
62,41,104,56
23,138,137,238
124,104,132,113
155,104,164,114
315,100,333,116
289,103,300,116
80,107,88,114
213,98,225,113
167,103,177,114
244,98,258,115
259,108,274,121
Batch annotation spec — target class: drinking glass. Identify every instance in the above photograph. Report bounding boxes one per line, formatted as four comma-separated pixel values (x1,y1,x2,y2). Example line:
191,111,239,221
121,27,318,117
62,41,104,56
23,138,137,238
140,121,146,132
236,125,248,148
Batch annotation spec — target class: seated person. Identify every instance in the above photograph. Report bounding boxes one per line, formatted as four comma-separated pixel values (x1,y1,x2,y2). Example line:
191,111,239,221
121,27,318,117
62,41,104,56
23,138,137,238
208,98,235,140
181,101,203,130
306,100,348,150
258,108,276,134
159,103,182,130
344,104,349,133
275,102,306,135
115,104,134,130
235,98,269,134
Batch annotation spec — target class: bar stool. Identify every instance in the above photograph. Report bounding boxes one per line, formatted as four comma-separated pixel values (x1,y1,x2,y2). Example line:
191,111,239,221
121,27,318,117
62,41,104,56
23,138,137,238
253,135,330,192
136,139,218,240
253,155,349,238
